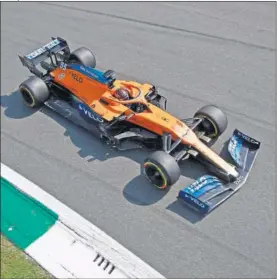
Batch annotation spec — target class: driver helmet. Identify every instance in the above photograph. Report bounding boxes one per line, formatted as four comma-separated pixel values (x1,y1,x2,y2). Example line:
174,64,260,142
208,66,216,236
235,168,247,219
114,87,130,101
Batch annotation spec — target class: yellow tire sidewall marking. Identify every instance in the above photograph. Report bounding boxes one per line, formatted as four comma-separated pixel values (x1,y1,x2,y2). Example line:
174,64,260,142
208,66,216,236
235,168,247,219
197,114,218,138
143,162,168,189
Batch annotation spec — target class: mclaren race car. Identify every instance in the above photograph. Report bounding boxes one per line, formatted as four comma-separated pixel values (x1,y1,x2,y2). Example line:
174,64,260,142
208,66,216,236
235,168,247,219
18,37,261,215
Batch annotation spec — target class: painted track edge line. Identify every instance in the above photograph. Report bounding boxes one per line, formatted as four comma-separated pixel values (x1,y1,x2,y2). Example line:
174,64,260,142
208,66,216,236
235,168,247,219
1,162,165,279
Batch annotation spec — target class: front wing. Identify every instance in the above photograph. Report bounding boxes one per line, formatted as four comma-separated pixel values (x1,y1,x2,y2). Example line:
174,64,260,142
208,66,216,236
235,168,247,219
177,129,261,215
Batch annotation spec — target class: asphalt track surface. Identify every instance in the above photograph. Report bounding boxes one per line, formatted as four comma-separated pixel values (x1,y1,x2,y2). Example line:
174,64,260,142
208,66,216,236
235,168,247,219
1,2,275,278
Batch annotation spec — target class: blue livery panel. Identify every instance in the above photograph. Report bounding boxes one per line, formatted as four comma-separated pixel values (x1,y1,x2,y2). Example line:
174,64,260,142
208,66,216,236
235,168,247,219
228,129,260,172
67,64,109,85
178,175,226,215
184,175,223,198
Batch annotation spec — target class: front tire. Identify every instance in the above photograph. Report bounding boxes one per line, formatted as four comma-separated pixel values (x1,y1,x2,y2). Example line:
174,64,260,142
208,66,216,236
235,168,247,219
143,151,180,189
19,76,50,108
68,47,96,68
194,105,228,138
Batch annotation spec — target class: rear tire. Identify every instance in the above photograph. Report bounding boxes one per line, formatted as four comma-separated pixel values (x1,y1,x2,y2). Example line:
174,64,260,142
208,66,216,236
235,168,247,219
68,47,96,68
194,105,228,138
19,76,50,108
143,151,180,189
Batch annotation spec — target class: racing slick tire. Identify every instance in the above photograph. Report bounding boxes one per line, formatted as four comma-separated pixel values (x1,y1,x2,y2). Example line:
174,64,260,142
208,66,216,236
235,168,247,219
68,47,96,68
19,76,50,108
194,105,228,138
143,151,180,189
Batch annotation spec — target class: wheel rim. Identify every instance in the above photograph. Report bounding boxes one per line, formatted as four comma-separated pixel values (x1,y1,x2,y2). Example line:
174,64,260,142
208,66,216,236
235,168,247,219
20,88,34,106
197,114,218,138
143,162,167,189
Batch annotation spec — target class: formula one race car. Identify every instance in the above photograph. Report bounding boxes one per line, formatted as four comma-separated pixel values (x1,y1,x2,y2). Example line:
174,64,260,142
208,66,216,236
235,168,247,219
18,37,261,215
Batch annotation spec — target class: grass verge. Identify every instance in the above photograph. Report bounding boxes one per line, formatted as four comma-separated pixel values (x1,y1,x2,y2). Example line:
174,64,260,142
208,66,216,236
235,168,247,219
1,234,52,279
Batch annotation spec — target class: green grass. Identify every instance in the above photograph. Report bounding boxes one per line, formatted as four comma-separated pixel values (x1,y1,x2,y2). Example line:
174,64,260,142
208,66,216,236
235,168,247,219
1,234,52,279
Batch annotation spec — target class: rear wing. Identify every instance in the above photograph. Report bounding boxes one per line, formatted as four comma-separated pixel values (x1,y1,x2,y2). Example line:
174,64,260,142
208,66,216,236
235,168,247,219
18,37,70,77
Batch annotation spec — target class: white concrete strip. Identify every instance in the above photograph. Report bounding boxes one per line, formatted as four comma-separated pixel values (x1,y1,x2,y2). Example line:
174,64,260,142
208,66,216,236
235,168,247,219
1,162,165,279
25,224,77,279
26,222,128,278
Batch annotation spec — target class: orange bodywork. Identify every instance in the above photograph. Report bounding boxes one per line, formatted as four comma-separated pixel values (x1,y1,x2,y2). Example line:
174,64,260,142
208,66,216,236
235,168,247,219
51,66,190,141
50,65,238,177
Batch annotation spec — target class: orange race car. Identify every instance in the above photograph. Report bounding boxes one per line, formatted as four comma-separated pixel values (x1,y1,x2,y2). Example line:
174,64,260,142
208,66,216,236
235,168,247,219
18,37,261,215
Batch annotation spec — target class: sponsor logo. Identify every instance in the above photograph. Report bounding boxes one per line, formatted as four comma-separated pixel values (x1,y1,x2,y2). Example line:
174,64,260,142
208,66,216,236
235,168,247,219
184,193,206,209
78,103,104,123
71,73,83,83
60,62,67,70
161,117,169,122
228,136,239,159
58,73,65,80
186,175,219,194
80,66,98,78
237,131,259,145
26,39,60,59
234,175,244,185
